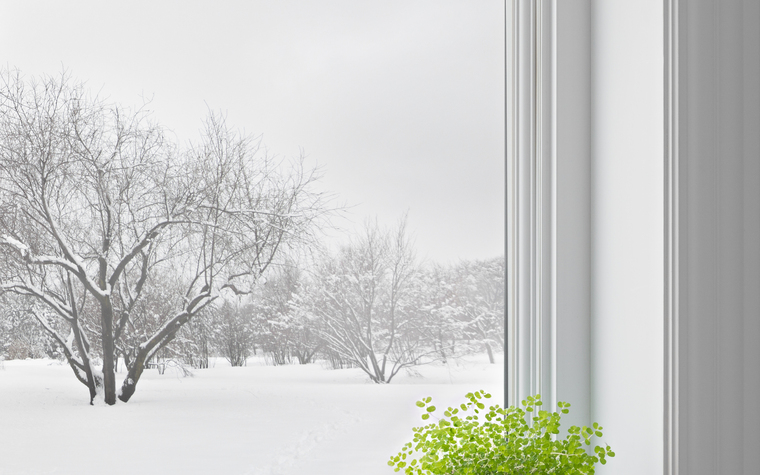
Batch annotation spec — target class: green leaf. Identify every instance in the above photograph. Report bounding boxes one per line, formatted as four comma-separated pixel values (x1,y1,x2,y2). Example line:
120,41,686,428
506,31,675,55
391,392,614,474
416,401,425,408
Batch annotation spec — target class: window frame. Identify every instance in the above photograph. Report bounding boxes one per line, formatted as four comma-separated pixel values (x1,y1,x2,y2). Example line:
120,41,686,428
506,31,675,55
508,1,760,474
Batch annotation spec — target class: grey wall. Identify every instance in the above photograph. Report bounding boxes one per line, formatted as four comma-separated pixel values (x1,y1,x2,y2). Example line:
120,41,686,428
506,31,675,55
674,1,760,473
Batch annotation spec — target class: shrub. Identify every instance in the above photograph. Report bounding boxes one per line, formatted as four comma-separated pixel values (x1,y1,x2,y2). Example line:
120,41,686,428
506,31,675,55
389,391,614,474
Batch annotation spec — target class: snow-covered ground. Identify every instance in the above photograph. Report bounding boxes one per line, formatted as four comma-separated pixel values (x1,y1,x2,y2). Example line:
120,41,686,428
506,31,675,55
0,355,503,475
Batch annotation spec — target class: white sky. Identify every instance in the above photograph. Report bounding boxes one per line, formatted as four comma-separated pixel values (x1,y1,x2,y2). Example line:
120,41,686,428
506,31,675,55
0,1,505,264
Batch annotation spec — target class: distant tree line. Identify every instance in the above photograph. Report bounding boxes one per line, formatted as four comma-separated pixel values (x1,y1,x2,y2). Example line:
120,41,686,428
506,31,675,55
1,218,505,384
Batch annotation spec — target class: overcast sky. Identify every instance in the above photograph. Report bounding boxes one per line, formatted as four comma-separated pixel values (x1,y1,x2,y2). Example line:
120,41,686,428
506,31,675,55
0,1,505,265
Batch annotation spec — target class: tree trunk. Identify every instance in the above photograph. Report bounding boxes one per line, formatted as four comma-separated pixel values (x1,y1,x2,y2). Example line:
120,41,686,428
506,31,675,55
119,330,180,402
437,330,447,363
70,321,99,404
100,299,117,405
485,341,495,364
119,353,146,403
368,352,386,383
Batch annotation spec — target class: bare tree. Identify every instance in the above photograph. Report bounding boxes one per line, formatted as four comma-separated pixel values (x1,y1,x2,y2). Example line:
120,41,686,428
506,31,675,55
307,217,430,383
0,70,324,404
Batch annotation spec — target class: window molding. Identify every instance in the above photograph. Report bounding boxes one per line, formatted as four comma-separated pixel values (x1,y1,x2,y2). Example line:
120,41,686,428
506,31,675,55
506,0,556,409
507,0,593,428
663,1,680,473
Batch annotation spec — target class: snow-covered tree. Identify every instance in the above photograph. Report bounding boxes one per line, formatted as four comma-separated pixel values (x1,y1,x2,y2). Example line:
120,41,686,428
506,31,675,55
0,70,324,404
0,294,61,360
402,257,506,364
413,264,467,362
448,257,505,363
251,263,322,365
172,308,213,369
306,218,431,383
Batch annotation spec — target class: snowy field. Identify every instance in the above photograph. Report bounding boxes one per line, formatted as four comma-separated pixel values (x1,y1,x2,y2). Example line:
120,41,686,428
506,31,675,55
0,355,503,475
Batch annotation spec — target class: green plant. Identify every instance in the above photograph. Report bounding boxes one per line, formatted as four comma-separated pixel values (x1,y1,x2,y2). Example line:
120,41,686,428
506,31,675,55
389,391,614,474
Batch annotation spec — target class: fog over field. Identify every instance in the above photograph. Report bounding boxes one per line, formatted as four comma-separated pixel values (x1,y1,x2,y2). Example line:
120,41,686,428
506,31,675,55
0,1,505,264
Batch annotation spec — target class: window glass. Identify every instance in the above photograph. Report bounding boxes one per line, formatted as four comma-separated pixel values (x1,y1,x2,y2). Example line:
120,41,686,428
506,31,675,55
0,2,505,473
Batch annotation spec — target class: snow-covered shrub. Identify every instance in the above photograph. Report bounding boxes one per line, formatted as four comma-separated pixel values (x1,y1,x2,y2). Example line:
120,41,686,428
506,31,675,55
211,301,256,367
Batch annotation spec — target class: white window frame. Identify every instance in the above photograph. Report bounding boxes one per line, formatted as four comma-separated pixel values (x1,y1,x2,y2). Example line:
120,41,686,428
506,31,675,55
507,0,593,423
508,1,760,474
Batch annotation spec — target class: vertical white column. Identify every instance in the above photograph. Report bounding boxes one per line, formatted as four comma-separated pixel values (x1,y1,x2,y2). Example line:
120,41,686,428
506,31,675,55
590,2,665,474
508,0,594,421
507,0,556,408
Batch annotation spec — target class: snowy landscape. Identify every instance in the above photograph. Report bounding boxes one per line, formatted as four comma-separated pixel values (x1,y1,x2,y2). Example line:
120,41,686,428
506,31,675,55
0,68,504,471
0,3,504,474
0,354,502,475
